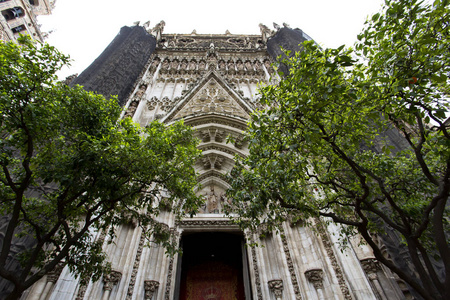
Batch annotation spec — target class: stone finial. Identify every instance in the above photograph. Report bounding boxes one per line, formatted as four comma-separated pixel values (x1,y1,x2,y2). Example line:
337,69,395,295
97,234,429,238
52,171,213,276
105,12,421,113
305,268,324,289
151,20,165,41
259,23,274,43
268,279,284,298
103,270,122,291
144,280,160,300
143,20,151,30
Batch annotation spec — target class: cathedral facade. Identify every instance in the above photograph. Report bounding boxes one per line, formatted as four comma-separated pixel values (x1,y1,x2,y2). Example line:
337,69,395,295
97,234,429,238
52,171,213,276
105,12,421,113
22,23,407,300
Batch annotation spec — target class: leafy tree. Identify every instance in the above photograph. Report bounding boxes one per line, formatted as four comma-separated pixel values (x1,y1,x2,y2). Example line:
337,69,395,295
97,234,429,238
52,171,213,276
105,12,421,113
227,0,449,299
0,36,202,299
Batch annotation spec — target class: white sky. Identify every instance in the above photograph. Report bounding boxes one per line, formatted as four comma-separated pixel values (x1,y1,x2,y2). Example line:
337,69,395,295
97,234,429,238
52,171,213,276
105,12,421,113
39,0,384,79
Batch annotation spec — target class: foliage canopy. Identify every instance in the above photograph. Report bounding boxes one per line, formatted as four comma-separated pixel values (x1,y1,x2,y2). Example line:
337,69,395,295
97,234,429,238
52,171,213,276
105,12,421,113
227,1,450,299
0,36,202,299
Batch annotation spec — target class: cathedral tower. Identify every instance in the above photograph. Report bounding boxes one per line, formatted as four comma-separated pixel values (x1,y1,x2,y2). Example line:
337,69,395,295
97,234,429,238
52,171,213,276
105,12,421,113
0,0,54,42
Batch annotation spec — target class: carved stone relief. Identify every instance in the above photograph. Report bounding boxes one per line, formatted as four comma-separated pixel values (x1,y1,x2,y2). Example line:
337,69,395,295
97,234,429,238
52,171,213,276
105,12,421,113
172,78,249,119
144,280,160,300
125,232,146,300
198,185,228,214
103,270,122,291
305,269,324,290
268,279,284,299
280,227,302,299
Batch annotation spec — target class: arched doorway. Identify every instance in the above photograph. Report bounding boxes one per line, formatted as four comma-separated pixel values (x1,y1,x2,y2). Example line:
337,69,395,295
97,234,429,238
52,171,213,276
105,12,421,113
177,232,252,300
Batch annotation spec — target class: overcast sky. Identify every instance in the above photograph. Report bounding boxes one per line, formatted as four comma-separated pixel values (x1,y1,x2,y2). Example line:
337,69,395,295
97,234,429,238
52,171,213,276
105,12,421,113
39,0,384,79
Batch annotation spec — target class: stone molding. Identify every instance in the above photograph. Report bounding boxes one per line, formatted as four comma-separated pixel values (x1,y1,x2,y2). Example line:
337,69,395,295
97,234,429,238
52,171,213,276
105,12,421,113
157,34,266,52
125,232,146,299
280,228,302,299
316,218,352,299
177,219,235,227
164,229,180,300
103,270,122,291
247,234,263,300
305,269,324,290
144,280,160,300
268,279,284,298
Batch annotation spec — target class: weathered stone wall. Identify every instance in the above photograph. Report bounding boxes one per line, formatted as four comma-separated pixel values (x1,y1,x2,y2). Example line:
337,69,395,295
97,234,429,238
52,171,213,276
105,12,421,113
71,26,156,106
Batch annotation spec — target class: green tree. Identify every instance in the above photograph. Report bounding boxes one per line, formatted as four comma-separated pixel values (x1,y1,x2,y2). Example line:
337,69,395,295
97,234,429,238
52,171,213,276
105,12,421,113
227,0,449,299
0,36,202,299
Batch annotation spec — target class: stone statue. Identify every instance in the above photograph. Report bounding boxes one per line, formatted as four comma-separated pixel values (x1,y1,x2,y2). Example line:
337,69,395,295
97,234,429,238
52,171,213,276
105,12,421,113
206,186,220,213
259,23,274,43
273,22,281,31
142,20,150,30
151,20,165,41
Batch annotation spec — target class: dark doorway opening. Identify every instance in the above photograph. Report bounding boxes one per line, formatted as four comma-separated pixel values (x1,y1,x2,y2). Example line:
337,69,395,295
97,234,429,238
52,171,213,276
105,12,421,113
177,232,252,300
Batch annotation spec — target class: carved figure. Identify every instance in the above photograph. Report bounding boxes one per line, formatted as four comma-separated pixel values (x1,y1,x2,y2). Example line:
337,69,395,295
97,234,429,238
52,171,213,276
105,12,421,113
207,42,216,57
151,20,165,41
206,186,220,213
144,280,159,300
201,157,211,169
259,23,274,42
214,157,224,169
268,279,284,299
215,130,225,142
142,20,150,30
273,22,281,30
200,130,210,142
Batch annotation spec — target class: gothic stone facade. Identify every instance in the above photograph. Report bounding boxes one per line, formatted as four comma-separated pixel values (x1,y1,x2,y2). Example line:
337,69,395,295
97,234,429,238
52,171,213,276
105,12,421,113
22,23,408,300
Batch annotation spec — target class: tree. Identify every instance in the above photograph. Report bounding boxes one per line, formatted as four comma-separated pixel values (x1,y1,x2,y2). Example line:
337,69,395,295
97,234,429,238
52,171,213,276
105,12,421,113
0,36,202,299
226,0,449,299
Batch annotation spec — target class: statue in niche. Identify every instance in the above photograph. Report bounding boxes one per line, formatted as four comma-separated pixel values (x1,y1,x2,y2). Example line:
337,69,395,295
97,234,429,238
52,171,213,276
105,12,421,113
200,130,210,142
236,60,244,71
134,83,147,99
188,60,197,71
218,60,226,70
124,100,139,118
201,157,211,169
207,43,216,57
170,60,179,70
149,57,160,72
180,59,188,70
215,130,225,142
214,157,223,169
162,59,169,69
206,186,220,213
245,60,253,72
198,60,206,70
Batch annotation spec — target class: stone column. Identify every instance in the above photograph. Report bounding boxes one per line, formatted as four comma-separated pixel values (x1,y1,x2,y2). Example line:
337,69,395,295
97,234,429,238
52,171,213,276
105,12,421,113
361,258,387,300
268,279,283,300
101,270,122,300
305,269,325,300
40,263,65,300
144,280,160,300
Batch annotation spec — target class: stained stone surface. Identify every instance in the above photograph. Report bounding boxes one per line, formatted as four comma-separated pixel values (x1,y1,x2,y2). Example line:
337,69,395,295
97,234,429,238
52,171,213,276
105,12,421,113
71,26,156,106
